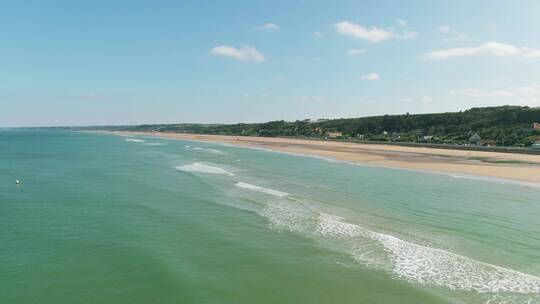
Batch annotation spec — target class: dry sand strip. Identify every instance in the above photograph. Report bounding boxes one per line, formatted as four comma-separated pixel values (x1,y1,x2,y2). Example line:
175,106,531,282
117,132,540,185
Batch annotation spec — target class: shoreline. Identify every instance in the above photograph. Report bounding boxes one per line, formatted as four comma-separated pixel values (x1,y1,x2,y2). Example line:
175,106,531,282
115,131,540,185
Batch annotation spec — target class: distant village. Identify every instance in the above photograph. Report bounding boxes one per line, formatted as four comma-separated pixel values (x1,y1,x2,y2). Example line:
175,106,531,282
313,121,540,149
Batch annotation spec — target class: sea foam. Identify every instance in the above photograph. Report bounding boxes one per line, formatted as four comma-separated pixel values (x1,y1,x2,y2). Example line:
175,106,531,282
125,138,145,143
316,213,365,238
171,139,540,295
235,190,540,294
372,232,540,293
235,182,289,197
176,162,234,175
185,145,226,155
315,213,540,294
449,173,540,189
143,142,166,146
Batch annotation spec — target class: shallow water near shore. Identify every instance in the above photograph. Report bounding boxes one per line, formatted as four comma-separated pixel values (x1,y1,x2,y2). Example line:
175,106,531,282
2,130,540,304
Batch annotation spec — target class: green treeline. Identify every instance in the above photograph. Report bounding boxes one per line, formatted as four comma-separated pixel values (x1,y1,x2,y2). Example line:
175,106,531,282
104,106,540,147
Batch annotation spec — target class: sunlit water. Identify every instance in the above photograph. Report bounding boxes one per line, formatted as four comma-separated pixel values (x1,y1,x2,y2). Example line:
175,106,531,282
1,130,539,304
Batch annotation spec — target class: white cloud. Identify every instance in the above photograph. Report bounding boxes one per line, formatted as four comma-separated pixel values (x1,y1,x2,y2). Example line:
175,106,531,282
361,73,380,81
335,20,417,43
396,30,418,40
523,49,540,59
313,31,323,37
438,25,453,33
426,41,540,60
347,48,366,56
210,45,265,62
437,25,468,43
335,21,394,42
395,19,407,27
255,23,280,31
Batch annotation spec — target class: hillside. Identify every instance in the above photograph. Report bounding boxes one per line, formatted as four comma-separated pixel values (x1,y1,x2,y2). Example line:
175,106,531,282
97,106,540,147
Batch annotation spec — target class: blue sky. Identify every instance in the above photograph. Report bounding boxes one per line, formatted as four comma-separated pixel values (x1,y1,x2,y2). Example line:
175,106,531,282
1,0,540,127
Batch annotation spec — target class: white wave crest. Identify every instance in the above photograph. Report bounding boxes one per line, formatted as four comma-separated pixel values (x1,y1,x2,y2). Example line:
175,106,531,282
125,138,145,143
262,202,312,232
235,182,288,197
317,213,366,237
175,162,234,176
315,213,540,294
223,177,540,295
143,142,166,146
449,174,540,189
185,146,226,154
372,232,540,293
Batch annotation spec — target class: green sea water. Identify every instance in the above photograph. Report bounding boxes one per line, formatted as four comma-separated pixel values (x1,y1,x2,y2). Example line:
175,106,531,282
1,130,540,304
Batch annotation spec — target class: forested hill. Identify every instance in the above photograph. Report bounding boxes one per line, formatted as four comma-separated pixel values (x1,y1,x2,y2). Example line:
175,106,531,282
99,106,540,147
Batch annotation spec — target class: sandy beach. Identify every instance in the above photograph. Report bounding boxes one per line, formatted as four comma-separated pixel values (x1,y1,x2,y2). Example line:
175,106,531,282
118,131,540,185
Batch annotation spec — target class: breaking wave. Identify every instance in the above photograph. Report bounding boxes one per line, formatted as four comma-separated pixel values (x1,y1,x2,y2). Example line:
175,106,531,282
449,173,540,189
143,142,166,146
185,145,226,155
235,182,289,197
125,138,145,143
317,213,540,294
175,162,234,175
315,213,540,293
228,187,540,296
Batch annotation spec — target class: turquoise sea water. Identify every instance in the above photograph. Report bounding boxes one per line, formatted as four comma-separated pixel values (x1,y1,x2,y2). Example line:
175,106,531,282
1,130,540,304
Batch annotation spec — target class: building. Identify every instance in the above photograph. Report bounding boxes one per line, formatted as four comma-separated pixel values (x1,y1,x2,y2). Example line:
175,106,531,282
469,133,482,145
326,132,343,138
533,122,540,130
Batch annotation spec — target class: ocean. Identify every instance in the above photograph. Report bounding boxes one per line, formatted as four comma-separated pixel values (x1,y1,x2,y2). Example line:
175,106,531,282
1,130,539,304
